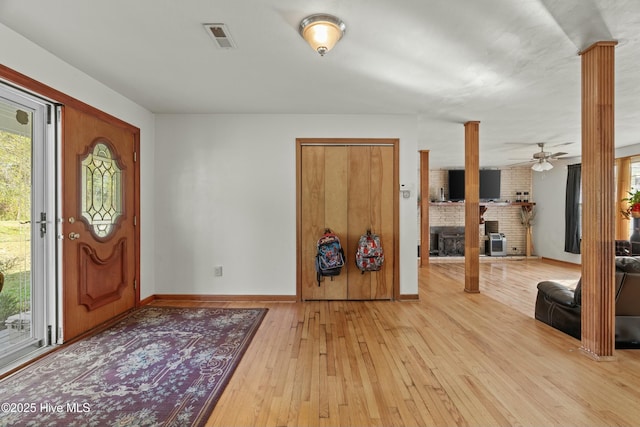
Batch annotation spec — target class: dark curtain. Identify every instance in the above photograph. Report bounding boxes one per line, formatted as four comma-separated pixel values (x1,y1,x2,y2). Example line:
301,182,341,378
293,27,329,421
565,163,582,254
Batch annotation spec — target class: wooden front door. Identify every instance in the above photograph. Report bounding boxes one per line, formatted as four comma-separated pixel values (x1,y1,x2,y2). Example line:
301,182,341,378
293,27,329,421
298,139,398,301
62,105,139,341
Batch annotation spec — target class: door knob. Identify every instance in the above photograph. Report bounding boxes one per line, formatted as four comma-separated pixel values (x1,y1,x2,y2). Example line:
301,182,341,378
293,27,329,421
68,232,80,240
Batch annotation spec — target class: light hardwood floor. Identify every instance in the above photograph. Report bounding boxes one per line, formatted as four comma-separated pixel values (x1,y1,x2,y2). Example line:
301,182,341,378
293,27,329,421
152,259,640,427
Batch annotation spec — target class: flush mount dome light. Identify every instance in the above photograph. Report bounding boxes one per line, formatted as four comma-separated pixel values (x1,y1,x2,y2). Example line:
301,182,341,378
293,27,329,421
299,14,346,56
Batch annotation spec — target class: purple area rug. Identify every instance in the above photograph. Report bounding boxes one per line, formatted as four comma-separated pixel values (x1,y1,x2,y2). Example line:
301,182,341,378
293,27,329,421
0,306,267,426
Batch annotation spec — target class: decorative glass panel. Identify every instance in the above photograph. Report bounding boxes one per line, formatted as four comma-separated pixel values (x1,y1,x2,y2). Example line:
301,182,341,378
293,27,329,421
80,142,122,238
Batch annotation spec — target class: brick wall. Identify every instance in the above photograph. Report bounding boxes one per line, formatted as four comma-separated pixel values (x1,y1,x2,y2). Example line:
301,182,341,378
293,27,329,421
423,167,533,256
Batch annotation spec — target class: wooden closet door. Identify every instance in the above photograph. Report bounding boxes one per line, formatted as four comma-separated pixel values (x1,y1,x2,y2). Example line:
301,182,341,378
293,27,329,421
300,146,348,300
299,142,395,301
371,145,395,299
347,146,394,300
346,146,371,299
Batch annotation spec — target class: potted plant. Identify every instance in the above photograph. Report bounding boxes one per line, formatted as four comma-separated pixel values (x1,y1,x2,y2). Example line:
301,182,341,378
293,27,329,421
621,189,640,219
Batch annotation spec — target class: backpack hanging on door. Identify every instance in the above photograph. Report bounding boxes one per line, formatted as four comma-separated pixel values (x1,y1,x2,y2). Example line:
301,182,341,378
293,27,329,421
315,229,345,286
356,230,384,273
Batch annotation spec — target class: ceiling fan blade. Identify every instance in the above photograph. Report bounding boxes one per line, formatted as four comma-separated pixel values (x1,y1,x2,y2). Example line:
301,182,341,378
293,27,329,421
504,142,574,162
508,160,536,166
549,151,568,158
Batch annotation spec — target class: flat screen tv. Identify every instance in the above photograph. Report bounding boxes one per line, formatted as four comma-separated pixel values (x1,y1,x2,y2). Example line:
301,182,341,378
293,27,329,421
480,169,501,201
447,169,501,201
448,170,465,201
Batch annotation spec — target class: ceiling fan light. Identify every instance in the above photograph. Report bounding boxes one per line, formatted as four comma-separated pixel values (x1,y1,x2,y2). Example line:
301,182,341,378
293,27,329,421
531,159,553,172
299,14,346,56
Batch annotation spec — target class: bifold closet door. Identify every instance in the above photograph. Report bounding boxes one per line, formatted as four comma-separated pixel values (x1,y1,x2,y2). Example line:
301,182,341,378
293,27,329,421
346,146,394,300
300,146,349,300
300,144,394,301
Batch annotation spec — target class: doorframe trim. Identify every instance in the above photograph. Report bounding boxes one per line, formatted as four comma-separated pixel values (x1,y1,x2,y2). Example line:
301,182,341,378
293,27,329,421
296,138,400,301
0,65,141,309
0,65,139,133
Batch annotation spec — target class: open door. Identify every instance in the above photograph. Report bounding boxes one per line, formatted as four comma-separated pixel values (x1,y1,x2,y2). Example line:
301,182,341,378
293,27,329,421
62,105,139,341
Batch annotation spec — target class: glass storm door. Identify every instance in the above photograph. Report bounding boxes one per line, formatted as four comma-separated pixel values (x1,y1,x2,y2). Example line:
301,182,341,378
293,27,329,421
0,84,55,368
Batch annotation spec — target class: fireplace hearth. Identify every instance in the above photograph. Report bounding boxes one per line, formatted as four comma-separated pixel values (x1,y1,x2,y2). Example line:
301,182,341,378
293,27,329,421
430,226,465,256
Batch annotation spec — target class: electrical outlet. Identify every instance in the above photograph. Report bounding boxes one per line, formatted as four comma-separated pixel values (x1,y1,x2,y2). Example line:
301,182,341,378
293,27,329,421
214,266,223,277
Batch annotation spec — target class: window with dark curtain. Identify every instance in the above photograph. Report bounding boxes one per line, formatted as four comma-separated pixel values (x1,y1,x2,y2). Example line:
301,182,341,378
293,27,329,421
565,163,582,254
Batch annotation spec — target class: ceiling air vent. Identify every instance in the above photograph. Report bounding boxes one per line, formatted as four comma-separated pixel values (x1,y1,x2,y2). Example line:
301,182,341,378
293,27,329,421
204,23,236,49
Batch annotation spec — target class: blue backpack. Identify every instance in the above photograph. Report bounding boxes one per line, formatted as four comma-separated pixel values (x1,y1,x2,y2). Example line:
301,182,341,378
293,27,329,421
315,229,345,286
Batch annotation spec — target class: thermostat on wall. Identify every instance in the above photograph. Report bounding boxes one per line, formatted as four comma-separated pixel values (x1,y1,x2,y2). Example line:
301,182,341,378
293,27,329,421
400,183,413,198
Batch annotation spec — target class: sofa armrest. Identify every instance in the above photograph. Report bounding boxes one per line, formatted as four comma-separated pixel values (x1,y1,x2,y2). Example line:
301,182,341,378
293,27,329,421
536,281,578,308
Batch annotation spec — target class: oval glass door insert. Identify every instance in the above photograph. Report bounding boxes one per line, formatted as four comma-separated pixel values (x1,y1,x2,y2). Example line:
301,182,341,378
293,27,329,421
80,141,123,238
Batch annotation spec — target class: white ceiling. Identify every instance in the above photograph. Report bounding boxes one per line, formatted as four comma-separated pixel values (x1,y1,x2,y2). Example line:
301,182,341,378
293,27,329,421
1,0,639,168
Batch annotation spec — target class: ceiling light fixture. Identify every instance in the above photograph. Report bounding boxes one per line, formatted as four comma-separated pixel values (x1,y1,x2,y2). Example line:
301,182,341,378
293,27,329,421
531,159,553,172
299,14,346,56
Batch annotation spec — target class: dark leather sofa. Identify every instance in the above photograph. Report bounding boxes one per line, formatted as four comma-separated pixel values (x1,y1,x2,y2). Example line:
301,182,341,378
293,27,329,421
535,256,640,348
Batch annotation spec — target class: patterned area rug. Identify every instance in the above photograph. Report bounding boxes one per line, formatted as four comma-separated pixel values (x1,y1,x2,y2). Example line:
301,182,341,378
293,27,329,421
0,306,267,426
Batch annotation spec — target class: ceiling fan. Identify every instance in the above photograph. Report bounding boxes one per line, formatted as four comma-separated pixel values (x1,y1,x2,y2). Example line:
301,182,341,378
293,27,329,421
530,142,569,171
510,142,570,171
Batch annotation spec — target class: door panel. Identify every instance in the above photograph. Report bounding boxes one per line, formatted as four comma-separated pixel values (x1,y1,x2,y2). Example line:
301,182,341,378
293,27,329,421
300,146,349,300
371,146,394,299
62,106,137,340
347,146,372,300
300,146,324,300
323,147,348,299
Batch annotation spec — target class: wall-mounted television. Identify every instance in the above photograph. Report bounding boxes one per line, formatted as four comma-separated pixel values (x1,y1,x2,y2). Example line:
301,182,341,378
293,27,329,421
447,169,501,202
448,170,465,201
480,169,501,201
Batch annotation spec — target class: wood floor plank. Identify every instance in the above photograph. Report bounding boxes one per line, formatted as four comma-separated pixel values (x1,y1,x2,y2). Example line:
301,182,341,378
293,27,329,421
152,259,640,427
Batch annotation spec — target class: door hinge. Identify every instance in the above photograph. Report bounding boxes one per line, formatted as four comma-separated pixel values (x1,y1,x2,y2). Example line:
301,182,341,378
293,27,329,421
134,279,137,290
134,151,137,162
134,216,137,226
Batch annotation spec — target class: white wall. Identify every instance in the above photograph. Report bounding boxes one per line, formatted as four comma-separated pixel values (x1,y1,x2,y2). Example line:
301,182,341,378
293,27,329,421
532,159,581,264
0,23,157,299
154,114,419,296
1,22,419,299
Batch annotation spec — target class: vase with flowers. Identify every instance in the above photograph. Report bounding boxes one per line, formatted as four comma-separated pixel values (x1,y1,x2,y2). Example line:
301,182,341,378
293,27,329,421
621,190,640,219
520,205,536,257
